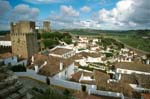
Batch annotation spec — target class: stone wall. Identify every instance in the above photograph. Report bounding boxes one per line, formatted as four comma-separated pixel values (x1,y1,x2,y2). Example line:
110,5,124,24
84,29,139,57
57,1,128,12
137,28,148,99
0,66,28,99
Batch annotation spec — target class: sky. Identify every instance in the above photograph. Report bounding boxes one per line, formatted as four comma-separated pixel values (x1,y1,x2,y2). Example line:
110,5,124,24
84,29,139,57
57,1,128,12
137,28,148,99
0,0,150,30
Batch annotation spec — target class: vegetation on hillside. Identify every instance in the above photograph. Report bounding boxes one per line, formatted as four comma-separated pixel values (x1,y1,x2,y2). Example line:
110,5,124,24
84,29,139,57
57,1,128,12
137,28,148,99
117,35,150,52
41,31,72,48
97,37,124,50
0,30,10,35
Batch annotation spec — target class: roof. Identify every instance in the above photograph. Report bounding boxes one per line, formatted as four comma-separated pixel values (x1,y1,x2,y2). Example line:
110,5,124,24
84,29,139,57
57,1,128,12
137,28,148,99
94,70,133,97
71,71,82,82
136,74,150,89
71,71,93,83
50,48,72,55
120,74,137,84
31,54,74,76
0,52,14,59
0,34,10,41
115,62,150,72
141,93,150,99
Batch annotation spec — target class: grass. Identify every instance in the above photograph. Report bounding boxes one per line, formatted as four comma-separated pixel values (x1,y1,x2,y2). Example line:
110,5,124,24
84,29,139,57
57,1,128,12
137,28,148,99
105,34,150,53
116,36,150,52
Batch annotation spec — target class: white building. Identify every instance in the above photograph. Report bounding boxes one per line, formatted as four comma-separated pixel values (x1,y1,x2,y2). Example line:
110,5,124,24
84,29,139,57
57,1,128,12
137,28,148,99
54,62,75,79
49,46,76,59
0,41,11,47
0,53,28,66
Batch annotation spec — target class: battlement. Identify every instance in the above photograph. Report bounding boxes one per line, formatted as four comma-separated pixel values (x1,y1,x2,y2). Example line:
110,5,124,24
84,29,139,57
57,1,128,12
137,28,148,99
10,21,36,34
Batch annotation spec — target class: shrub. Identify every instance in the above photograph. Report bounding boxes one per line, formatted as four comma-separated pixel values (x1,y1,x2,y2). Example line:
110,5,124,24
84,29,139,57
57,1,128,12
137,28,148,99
41,32,72,48
104,52,113,57
63,88,70,96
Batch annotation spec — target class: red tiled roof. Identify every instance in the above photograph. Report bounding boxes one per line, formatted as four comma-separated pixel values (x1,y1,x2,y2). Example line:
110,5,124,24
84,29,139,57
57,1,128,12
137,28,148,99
50,48,72,55
0,52,13,59
115,62,150,72
141,93,150,99
32,54,74,76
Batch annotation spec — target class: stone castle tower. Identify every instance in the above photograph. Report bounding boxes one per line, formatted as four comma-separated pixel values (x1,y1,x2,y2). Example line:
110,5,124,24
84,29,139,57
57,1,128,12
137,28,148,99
43,21,51,32
10,21,38,58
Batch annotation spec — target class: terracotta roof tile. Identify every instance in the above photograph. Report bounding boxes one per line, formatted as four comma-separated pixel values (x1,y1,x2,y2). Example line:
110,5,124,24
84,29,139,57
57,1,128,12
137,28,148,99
115,62,150,72
50,48,72,55
0,52,13,59
141,93,150,99
32,54,74,76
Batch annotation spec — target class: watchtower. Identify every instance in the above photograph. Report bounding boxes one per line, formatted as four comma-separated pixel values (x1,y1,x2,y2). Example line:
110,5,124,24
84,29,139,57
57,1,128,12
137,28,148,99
43,21,50,32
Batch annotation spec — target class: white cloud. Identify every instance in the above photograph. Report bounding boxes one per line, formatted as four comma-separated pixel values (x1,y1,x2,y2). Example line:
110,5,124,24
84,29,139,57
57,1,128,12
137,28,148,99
0,1,11,30
60,5,79,17
12,4,40,21
0,1,11,19
96,0,150,29
74,20,100,29
80,6,91,13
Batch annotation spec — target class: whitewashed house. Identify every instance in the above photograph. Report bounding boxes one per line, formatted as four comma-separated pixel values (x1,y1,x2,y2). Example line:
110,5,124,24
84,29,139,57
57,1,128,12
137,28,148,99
49,46,75,59
54,62,75,79
32,47,76,79
0,41,11,47
92,39,98,45
0,53,28,66
3,56,17,66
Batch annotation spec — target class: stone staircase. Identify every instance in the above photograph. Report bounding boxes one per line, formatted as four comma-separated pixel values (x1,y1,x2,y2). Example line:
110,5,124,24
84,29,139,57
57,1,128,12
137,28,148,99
0,66,28,99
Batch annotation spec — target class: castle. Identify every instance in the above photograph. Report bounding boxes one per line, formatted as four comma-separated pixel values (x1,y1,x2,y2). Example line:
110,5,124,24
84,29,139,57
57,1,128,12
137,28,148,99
43,21,51,32
10,21,38,59
10,21,51,59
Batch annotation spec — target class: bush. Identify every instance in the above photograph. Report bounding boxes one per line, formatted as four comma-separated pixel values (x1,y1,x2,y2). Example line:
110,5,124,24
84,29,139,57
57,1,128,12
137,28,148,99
78,48,86,51
41,32,72,48
79,66,93,71
63,88,70,96
104,52,113,57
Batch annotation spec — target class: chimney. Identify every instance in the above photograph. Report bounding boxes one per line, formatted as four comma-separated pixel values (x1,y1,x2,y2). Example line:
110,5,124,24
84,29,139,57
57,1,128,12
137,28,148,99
34,65,39,73
31,56,34,65
60,62,63,70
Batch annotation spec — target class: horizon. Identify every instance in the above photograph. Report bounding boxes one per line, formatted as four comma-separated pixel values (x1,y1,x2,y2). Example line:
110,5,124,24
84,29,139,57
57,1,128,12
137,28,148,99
0,0,150,30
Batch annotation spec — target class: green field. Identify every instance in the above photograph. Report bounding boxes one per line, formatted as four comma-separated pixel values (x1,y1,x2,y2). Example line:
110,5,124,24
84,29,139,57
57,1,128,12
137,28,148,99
117,36,149,52
106,34,150,53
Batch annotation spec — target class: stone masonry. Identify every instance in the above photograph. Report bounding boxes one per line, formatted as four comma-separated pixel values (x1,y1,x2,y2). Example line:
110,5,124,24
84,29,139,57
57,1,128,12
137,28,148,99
10,21,38,59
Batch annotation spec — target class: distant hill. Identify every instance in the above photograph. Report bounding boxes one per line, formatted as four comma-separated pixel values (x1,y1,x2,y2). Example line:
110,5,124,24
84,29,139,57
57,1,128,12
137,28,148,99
59,29,150,36
0,30,10,35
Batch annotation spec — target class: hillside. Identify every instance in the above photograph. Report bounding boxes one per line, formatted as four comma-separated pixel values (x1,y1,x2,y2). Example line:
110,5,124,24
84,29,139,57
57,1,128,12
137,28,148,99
60,29,150,53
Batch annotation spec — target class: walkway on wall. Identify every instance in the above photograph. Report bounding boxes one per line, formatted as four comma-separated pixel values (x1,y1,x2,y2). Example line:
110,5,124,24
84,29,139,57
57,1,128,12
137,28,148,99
15,69,125,99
